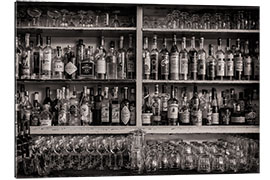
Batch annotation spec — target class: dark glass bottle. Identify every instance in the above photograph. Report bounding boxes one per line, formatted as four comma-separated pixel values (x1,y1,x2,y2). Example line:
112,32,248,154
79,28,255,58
168,85,179,125
211,88,220,125
170,34,180,80
43,87,52,110
219,91,231,125
207,44,216,80
160,38,169,80
150,35,159,80
94,86,103,125
189,36,198,80
142,86,152,126
190,85,202,126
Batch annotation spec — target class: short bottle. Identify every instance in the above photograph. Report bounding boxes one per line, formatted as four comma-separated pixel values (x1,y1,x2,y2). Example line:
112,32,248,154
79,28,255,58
79,46,95,79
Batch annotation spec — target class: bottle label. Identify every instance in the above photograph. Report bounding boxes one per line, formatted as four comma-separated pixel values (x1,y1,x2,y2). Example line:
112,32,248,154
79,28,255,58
80,62,94,76
198,53,206,61
152,99,161,116
96,59,106,74
54,61,64,72
31,115,39,126
111,104,120,124
221,109,231,125
40,119,52,126
197,59,206,75
130,105,136,125
216,60,225,76
118,52,126,79
212,113,219,124
161,97,168,111
180,58,188,74
33,52,40,72
58,110,67,125
180,110,190,124
43,52,52,71
143,52,151,75
161,55,169,76
127,52,135,73
208,61,216,78
65,62,77,75
80,104,90,123
226,61,234,76
244,56,252,76
170,53,179,74
191,110,202,126
235,57,243,72
245,111,256,124
142,113,152,125
168,103,178,119
152,115,161,122
121,105,130,125
231,116,245,123
151,53,158,74
101,103,110,123
206,111,212,125
70,104,79,115
190,56,197,73
217,53,225,61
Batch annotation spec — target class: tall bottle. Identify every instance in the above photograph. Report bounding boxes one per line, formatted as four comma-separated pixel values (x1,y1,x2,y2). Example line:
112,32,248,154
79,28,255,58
106,41,117,79
32,34,43,79
88,88,94,125
42,36,52,79
243,40,252,80
69,87,80,126
94,86,103,125
43,87,52,110
219,91,231,125
21,91,32,134
58,87,69,126
120,87,130,125
245,93,257,125
170,34,180,80
117,36,126,79
32,92,42,126
40,103,52,126
161,85,169,125
111,87,120,125
225,38,234,80
64,45,77,79
151,84,161,125
216,38,225,80
16,36,22,79
129,87,136,126
76,39,85,70
101,87,110,125
253,41,259,80
189,36,198,80
167,85,179,125
51,89,60,126
207,44,216,80
234,38,243,80
150,35,159,80
52,46,64,79
96,36,106,79
180,37,189,80
142,86,152,126
197,37,206,80
143,37,151,79
211,88,219,125
160,38,169,80
190,86,202,126
80,86,91,126
79,46,95,79
179,93,190,125
126,34,135,79
21,33,31,79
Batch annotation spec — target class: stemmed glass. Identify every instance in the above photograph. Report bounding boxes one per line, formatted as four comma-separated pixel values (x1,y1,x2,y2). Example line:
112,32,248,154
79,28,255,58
85,136,97,169
17,8,27,27
111,10,121,27
47,9,61,27
192,14,199,29
73,136,85,170
116,136,127,169
53,136,65,171
78,10,87,27
68,12,76,27
27,8,42,27
60,9,69,27
109,136,120,170
86,10,95,27
181,12,189,29
96,136,109,170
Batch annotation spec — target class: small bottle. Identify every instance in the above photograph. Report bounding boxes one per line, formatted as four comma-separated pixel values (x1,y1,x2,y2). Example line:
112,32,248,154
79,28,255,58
150,35,159,80
243,40,252,80
31,92,42,126
189,36,198,80
101,87,110,125
170,34,180,80
143,37,151,80
160,38,170,80
42,36,52,79
64,46,77,79
129,87,136,126
225,38,234,80
179,37,188,80
111,87,120,125
117,36,126,79
197,37,207,80
21,33,31,79
216,38,225,80
168,85,179,125
53,46,64,79
207,44,216,80
32,34,43,79
120,87,130,125
151,84,161,125
126,34,135,79
106,41,118,79
142,86,152,126
94,86,103,125
234,38,243,80
211,88,219,125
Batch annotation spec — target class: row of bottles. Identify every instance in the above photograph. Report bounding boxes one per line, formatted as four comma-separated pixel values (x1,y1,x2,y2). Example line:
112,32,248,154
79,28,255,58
143,35,259,81
16,33,135,80
16,85,136,132
142,84,259,126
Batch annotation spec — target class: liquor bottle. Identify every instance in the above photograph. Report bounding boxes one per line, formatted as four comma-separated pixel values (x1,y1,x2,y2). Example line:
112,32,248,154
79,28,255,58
179,93,190,125
52,46,64,79
69,87,80,126
168,85,179,125
227,88,237,114
216,38,225,80
106,41,118,79
160,85,169,125
51,89,60,126
21,33,31,79
207,44,216,80
189,36,198,80
197,37,206,80
18,85,25,133
16,36,23,79
15,91,21,136
180,37,189,80
205,93,213,125
42,36,53,79
101,87,110,125
117,36,126,79
121,87,130,125
32,34,43,79
151,35,159,80
64,45,77,79
245,93,257,125
238,92,245,113
225,38,234,80
151,84,161,125
79,46,95,79
88,88,94,125
94,86,103,125
231,104,245,125
211,88,219,125
40,104,52,126
142,86,152,126
219,91,231,125
143,37,151,79
43,87,52,110
199,89,209,125
80,86,91,125
31,92,42,126
234,38,243,80
126,34,135,79
22,91,32,133
111,87,120,125
253,41,259,80
159,38,169,80
129,87,136,126
190,86,202,126
96,36,106,79
170,34,180,80
76,39,85,68
58,86,69,126
243,40,252,80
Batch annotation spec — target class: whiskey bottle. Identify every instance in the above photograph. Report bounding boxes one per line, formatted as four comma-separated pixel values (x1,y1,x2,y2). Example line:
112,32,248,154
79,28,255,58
207,44,216,80
121,87,130,125
96,36,106,79
160,38,169,80
31,92,41,126
253,41,259,80
32,34,43,79
189,36,198,80
197,37,206,80
117,36,127,79
43,87,52,110
245,93,257,125
243,40,252,80
179,93,190,125
21,33,31,79
42,36,53,79
76,39,85,67
69,87,80,126
79,46,95,79
126,34,135,79
170,34,180,80
143,37,151,80
180,37,189,80
161,85,169,125
58,87,69,126
211,88,220,125
111,87,120,125
80,86,91,126
39,104,52,126
64,46,77,79
227,88,237,114
216,38,225,80
219,91,231,125
51,89,60,126
129,87,136,126
151,84,161,125
225,38,234,80
168,85,179,125
190,85,202,126
94,86,103,125
142,86,152,126
231,104,245,125
52,46,64,79
101,87,110,125
106,41,117,79
234,38,243,80
150,35,159,80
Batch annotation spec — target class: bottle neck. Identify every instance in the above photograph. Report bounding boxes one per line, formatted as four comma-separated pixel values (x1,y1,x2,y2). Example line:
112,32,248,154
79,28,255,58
182,39,186,49
46,89,50,98
129,36,132,48
25,35,30,48
191,38,195,49
143,38,148,50
119,39,124,49
124,89,128,99
199,39,204,50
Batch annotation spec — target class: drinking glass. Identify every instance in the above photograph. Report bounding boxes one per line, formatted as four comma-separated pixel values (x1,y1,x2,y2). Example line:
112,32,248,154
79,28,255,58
181,12,189,29
86,10,95,27
111,10,121,27
60,9,69,27
78,10,87,27
85,136,97,169
27,8,42,27
96,136,109,170
109,136,120,170
202,13,211,29
68,12,76,27
73,136,85,170
192,14,199,29
17,8,27,27
143,16,150,28
47,9,61,27
53,136,65,171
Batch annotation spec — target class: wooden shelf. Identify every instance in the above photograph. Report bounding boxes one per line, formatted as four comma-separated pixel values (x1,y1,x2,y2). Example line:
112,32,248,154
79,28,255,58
142,80,259,84
30,125,259,135
143,28,259,33
16,79,136,84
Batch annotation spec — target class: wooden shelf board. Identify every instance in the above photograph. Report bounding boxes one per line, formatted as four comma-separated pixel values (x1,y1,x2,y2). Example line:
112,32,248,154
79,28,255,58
142,80,259,84
16,79,136,84
17,26,136,31
142,28,259,33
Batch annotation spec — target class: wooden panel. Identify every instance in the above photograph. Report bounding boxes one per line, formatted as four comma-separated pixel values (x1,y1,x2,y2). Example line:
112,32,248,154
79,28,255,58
142,80,260,84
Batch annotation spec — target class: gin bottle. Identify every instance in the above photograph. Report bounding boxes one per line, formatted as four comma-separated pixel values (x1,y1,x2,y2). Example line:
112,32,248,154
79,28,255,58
106,41,117,79
52,46,64,79
42,36,52,79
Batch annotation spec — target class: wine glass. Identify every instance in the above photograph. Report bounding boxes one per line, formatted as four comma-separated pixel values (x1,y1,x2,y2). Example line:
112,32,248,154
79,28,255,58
17,8,27,27
47,9,61,27
53,136,65,171
96,136,109,170
27,7,42,27
111,10,121,27
85,136,97,169
68,11,76,27
86,10,95,27
109,136,120,170
78,10,87,27
73,136,85,170
116,136,128,169
60,9,69,27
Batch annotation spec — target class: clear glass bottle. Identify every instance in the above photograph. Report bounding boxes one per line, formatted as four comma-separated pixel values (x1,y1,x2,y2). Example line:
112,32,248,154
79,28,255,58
190,86,202,126
21,33,31,79
126,34,135,79
143,37,151,80
101,87,110,125
117,36,126,79
111,87,120,125
160,85,169,125
225,38,234,80
179,93,190,125
197,37,206,80
160,38,169,80
121,87,130,125
199,90,209,125
39,104,52,126
207,44,216,80
69,87,80,126
42,36,52,79
227,88,238,114
150,35,159,80
189,36,198,80
211,88,219,125
76,39,85,68
180,37,189,80
151,84,161,125
142,86,152,126
32,34,43,79
96,36,107,79
168,85,179,125
52,46,64,79
106,41,118,79
129,87,136,126
216,38,225,80
234,38,243,80
80,86,91,126
243,40,252,80
79,46,95,79
170,34,180,80
58,87,69,126
219,91,231,125
64,45,77,79
31,92,41,126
